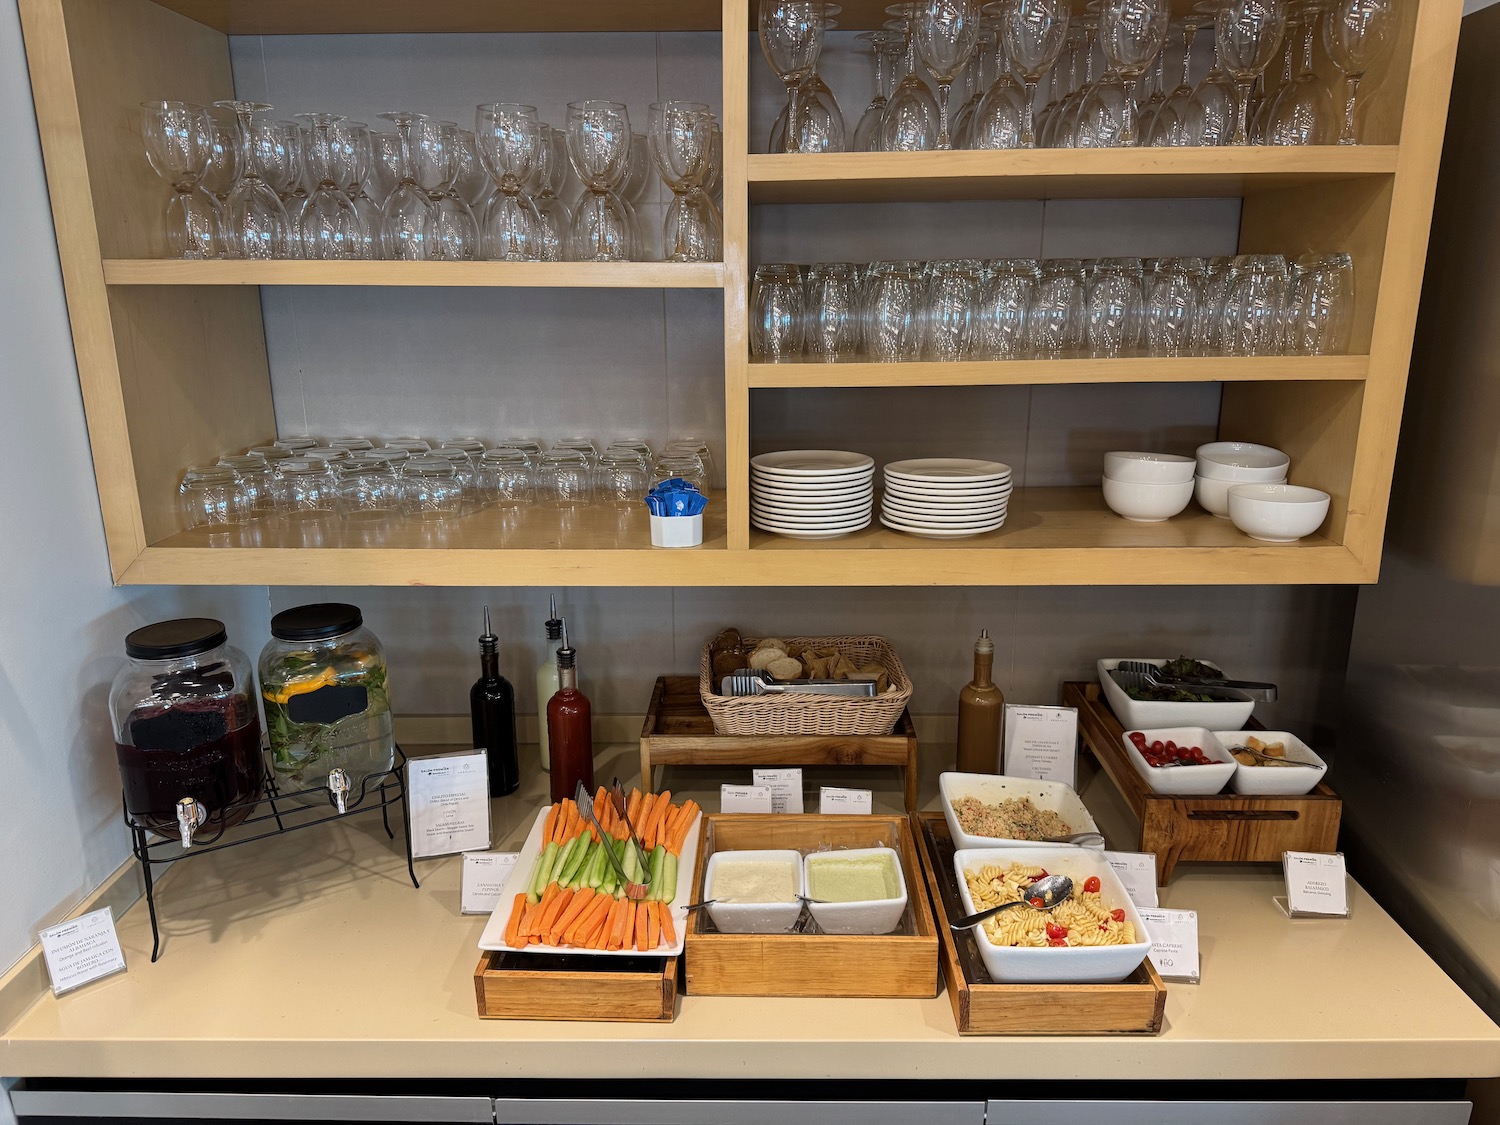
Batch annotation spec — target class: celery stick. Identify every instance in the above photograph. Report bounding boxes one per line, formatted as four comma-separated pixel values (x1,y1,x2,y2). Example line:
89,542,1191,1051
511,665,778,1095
585,841,606,889
522,852,547,904
558,836,588,886
529,841,559,901
649,846,666,900
549,837,577,888
661,852,679,903
623,841,641,883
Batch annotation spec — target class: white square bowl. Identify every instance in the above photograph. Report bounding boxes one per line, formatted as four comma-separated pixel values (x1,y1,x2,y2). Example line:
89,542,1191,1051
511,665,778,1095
1097,658,1256,730
939,772,1101,850
952,845,1153,984
1214,730,1328,796
1120,726,1237,795
804,846,908,935
703,849,804,934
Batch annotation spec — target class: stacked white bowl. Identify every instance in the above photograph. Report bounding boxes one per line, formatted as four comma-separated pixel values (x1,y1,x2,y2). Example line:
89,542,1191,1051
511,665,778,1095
1194,442,1290,517
1101,452,1195,522
750,450,875,539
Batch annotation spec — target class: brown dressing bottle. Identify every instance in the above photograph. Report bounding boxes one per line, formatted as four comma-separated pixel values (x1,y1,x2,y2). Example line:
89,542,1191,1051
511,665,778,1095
955,629,1004,774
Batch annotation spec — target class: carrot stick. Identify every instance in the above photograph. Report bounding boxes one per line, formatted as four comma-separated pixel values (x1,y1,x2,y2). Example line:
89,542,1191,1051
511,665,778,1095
552,886,595,939
541,888,576,944
535,885,569,939
601,900,624,950
502,893,527,948
636,902,651,951
542,802,559,844
568,893,611,946
621,897,638,950
667,801,700,854
642,791,672,847
527,882,559,936
634,793,657,846
577,905,609,949
648,901,662,949
664,800,693,841
626,788,643,824
608,897,631,950
660,904,677,947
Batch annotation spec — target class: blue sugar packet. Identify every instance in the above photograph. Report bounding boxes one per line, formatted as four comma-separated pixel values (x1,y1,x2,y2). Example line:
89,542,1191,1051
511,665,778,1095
646,479,707,517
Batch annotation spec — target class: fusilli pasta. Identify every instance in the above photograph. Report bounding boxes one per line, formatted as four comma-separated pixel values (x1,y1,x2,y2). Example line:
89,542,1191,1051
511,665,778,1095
963,862,1138,948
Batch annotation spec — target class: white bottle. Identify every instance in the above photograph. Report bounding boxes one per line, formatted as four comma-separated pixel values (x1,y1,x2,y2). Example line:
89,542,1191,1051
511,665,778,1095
536,598,564,771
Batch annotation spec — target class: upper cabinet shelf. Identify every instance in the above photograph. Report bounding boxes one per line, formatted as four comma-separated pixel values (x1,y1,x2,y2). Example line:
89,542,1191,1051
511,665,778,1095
146,0,723,34
746,148,1400,205
101,261,727,290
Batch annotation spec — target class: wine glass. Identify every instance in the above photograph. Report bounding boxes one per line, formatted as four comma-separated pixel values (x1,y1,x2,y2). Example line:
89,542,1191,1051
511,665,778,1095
376,110,441,260
760,0,827,153
428,121,479,260
853,31,900,150
475,103,542,262
1080,0,1169,147
1186,2,1240,145
201,104,240,208
566,100,633,262
881,9,942,151
1268,2,1335,145
293,113,361,260
1217,0,1287,146
952,23,996,148
1148,17,1204,145
140,100,221,259
337,122,383,259
771,70,847,153
531,124,572,262
214,101,292,259
649,101,721,263
1323,0,1394,145
997,0,1070,148
969,18,1026,149
915,0,982,149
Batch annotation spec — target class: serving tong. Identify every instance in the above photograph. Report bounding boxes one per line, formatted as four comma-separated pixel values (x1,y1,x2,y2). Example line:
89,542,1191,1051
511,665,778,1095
721,670,877,698
574,781,651,901
1112,661,1276,703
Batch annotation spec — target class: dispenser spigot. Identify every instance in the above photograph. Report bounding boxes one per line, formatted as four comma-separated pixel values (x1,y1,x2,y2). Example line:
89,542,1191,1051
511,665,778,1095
327,768,351,814
176,797,204,849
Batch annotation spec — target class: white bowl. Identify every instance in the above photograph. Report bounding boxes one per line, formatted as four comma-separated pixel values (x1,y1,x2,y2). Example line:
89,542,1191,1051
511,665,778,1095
1215,730,1329,796
803,847,908,935
703,849,804,934
939,773,1101,850
1098,658,1257,732
1195,441,1291,481
1101,476,1194,522
1228,483,1331,543
1195,471,1286,518
952,846,1153,984
1102,451,1196,484
1120,726,1237,795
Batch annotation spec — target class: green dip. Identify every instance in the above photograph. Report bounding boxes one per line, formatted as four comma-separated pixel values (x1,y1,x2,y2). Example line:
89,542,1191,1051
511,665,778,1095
807,852,899,902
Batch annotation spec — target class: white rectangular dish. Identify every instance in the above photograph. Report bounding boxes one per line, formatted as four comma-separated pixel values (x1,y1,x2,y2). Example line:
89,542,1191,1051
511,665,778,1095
477,805,701,956
938,772,1101,850
704,848,804,934
1214,730,1328,796
1120,726,1237,795
952,845,1152,984
1098,657,1256,730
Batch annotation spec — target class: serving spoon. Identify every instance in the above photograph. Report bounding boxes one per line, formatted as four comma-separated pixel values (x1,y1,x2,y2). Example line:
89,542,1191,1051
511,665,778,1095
949,874,1074,931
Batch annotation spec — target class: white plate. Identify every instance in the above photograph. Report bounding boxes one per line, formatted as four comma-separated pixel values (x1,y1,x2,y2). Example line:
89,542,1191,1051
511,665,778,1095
752,450,875,475
754,518,871,539
882,498,1008,518
477,805,702,957
755,509,871,529
882,506,1008,525
752,481,873,499
883,458,1012,483
752,505,874,524
882,481,1012,500
752,475,875,494
879,515,1007,538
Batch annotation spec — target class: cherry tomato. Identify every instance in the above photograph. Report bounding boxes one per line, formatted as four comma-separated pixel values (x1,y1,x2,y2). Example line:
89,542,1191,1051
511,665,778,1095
1151,741,1165,753
1083,876,1101,893
1028,870,1049,881
1028,897,1045,908
1048,937,1068,947
1165,740,1177,753
1111,908,1127,922
1045,921,1069,940
1129,731,1147,745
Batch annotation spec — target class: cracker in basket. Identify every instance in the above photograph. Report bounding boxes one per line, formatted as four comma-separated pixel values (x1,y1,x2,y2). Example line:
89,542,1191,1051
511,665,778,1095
766,656,804,681
804,655,831,679
748,648,784,672
830,654,859,680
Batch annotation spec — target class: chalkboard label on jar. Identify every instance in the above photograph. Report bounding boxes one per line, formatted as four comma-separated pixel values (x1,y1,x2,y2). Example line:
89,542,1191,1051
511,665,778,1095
129,708,228,753
287,684,369,725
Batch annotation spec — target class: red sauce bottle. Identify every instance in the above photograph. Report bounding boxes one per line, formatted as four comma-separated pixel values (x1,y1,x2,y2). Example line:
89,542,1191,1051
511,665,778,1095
546,623,593,803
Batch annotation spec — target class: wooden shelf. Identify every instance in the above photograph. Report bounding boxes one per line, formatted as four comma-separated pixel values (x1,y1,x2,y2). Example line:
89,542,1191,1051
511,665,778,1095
101,260,727,289
146,0,722,34
747,148,1400,205
747,355,1369,389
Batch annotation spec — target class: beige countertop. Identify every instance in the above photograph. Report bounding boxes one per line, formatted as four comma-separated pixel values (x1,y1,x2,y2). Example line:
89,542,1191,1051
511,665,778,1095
2,742,1499,1081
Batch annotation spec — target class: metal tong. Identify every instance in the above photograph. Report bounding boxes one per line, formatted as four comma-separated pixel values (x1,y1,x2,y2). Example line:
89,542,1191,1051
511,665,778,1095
1116,659,1277,702
720,670,877,697
574,782,651,901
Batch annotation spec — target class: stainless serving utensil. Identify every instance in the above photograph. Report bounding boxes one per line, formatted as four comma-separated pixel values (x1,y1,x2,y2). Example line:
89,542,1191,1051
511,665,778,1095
1042,831,1106,847
949,874,1074,932
1117,660,1277,702
575,781,650,901
608,777,654,881
1228,743,1318,768
1109,666,1253,703
721,670,877,697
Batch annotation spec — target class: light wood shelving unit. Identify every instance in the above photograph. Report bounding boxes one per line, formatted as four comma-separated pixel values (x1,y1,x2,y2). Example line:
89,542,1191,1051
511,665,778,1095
18,0,1462,587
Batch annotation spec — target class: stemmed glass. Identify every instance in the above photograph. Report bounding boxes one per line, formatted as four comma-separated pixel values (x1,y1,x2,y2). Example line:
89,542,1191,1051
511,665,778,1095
1268,2,1334,145
952,23,996,148
970,18,1025,149
1148,17,1203,145
201,105,240,211
531,124,572,262
566,101,634,262
294,113,361,260
853,31,900,150
1080,0,1169,148
996,0,1071,148
140,100,221,259
376,110,441,260
338,122,382,259
214,101,292,259
1186,2,1239,145
1323,0,1394,145
915,0,982,150
429,121,480,260
475,102,542,262
881,8,942,151
1216,0,1287,146
649,101,721,263
620,132,653,258
759,0,827,153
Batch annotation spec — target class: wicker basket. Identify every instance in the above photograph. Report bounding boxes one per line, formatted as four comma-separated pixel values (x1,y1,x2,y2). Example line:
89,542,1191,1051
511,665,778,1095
699,634,913,737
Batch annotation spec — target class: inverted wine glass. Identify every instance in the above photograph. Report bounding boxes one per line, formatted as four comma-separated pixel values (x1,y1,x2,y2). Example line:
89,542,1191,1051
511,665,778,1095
881,8,942,151
294,113,361,260
140,100,221,259
567,101,633,262
214,100,291,259
649,101,721,263
760,0,827,153
475,102,542,262
854,31,900,150
1080,0,1169,147
1268,2,1334,145
377,110,442,260
531,123,572,262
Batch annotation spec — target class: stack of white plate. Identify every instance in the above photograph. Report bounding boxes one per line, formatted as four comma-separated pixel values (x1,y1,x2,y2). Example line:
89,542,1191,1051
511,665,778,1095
879,458,1013,539
751,450,876,539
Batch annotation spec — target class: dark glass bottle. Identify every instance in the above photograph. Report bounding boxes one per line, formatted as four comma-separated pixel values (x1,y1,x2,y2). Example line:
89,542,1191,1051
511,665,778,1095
546,624,593,803
471,606,519,797
956,629,1004,774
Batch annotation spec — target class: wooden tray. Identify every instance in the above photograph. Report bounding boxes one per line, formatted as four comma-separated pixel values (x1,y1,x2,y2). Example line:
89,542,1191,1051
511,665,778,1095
473,949,676,1021
683,814,939,998
913,812,1166,1036
1066,680,1342,884
640,675,919,812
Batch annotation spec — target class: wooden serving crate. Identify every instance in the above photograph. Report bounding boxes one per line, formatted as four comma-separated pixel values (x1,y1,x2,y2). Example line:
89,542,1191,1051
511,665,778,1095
473,949,677,1022
640,675,920,813
1065,681,1342,884
683,814,939,998
914,813,1166,1036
